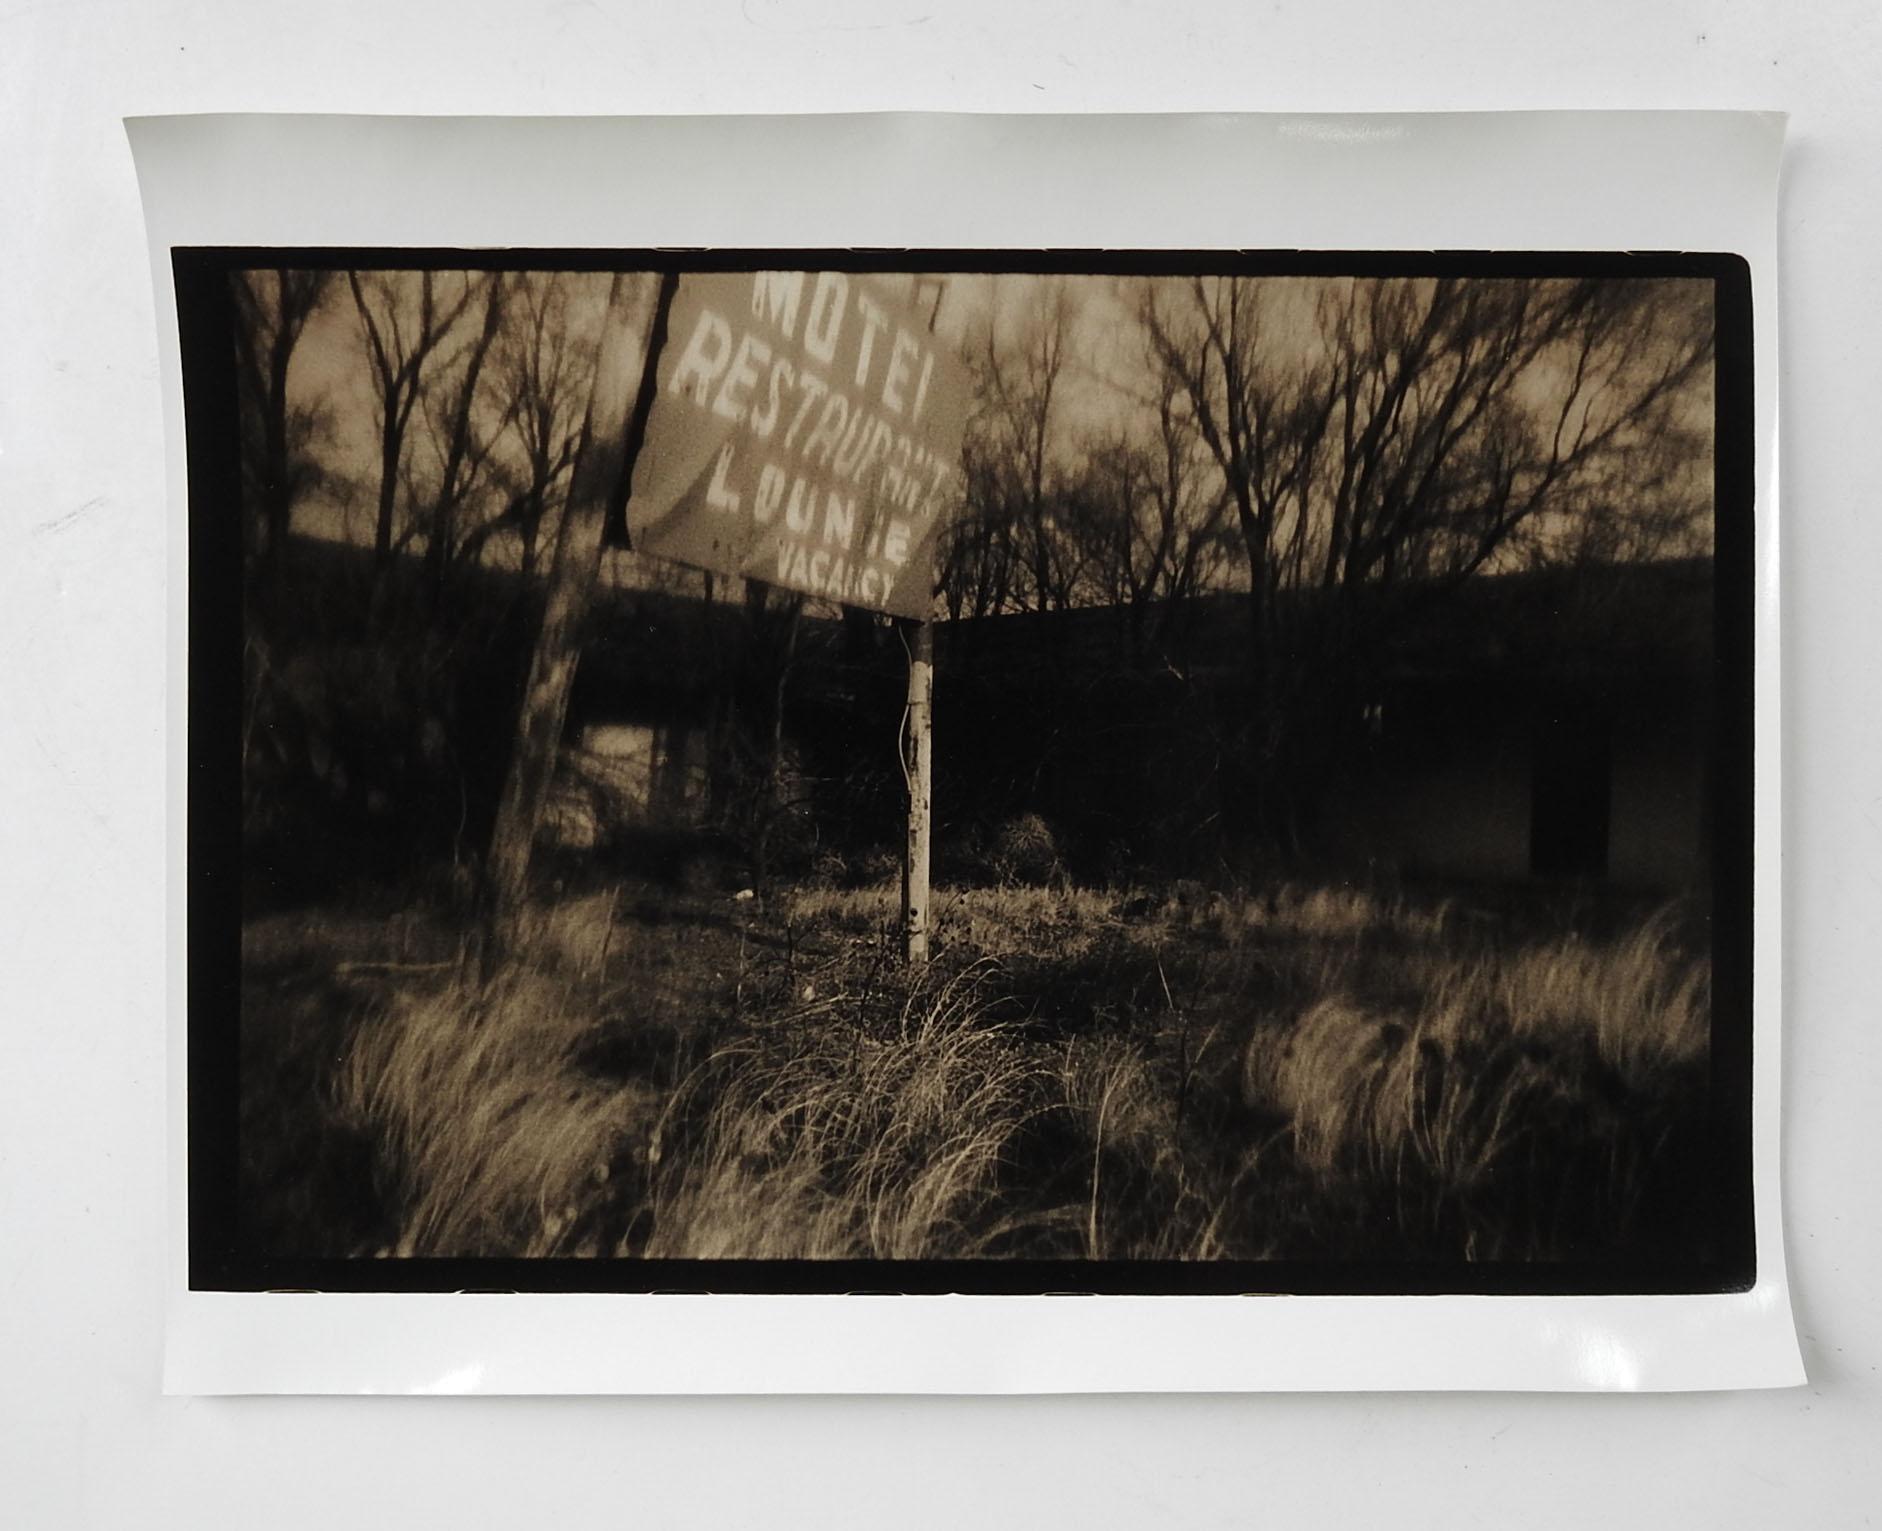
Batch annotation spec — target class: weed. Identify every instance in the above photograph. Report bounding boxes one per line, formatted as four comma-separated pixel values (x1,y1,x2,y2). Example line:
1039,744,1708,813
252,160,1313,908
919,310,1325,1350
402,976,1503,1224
249,876,1715,1266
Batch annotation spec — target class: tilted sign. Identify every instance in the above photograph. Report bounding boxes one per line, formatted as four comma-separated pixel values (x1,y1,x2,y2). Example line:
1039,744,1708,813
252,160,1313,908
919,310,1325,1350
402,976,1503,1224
625,271,970,619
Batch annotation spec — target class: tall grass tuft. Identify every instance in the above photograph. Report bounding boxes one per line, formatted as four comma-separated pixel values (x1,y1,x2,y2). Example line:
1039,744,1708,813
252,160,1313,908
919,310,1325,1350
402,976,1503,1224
1243,916,1708,1257
335,966,656,1256
641,962,1057,1259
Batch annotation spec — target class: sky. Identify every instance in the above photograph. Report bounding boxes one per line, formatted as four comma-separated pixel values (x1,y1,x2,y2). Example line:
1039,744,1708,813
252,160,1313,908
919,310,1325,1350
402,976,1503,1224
283,268,1104,554
272,266,1715,585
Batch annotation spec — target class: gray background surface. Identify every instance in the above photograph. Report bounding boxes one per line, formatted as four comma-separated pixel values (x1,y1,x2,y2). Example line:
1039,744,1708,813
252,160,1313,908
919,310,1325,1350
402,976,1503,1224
4,2,1876,1524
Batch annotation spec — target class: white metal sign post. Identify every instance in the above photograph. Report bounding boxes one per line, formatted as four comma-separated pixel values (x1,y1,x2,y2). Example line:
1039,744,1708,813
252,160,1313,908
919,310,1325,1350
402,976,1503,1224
901,616,934,964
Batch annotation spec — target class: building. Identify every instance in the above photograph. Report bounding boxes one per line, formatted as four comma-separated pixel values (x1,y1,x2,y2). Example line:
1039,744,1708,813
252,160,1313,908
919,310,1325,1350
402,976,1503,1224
933,559,1715,891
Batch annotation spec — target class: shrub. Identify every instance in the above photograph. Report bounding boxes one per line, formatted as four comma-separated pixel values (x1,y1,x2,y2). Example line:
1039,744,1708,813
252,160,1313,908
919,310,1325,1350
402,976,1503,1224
987,812,1064,886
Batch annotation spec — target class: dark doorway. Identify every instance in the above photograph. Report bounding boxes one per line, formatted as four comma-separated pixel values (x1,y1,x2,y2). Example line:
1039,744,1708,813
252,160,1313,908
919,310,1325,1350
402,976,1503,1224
1531,703,1612,878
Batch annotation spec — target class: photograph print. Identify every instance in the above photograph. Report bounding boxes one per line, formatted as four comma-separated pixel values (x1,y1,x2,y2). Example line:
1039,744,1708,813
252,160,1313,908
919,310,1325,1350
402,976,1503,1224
182,250,1754,1295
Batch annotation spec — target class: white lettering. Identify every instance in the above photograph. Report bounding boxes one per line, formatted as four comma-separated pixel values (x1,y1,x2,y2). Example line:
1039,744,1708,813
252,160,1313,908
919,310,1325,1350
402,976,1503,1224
803,392,850,467
831,409,873,478
711,333,770,424
782,370,828,451
853,295,890,390
911,351,935,422
705,444,741,512
753,462,787,524
884,518,910,566
822,490,855,548
670,308,734,406
784,477,816,535
750,357,793,439
752,272,804,337
804,272,849,366
882,328,921,415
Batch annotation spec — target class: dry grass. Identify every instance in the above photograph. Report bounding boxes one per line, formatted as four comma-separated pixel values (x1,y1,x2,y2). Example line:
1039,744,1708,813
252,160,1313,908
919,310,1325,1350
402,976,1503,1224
1241,913,1708,1256
786,880,1120,959
641,962,1057,1258
256,876,1714,1265
333,965,660,1257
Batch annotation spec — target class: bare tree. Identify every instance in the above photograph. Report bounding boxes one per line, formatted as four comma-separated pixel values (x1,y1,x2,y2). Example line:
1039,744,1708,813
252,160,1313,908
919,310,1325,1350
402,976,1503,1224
940,413,1023,621
1062,373,1235,633
1138,276,1337,692
1135,273,1714,843
231,269,334,602
347,270,486,568
1139,273,1713,639
1311,277,1712,596
466,273,600,577
409,273,510,591
975,280,1085,613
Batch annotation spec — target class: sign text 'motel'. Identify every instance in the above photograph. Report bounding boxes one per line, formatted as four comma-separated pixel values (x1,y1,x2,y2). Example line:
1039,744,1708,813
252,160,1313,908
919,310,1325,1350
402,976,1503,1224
625,271,971,620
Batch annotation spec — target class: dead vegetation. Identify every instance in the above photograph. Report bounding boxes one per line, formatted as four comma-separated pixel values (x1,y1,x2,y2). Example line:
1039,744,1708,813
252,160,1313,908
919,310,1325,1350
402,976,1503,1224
240,876,1713,1267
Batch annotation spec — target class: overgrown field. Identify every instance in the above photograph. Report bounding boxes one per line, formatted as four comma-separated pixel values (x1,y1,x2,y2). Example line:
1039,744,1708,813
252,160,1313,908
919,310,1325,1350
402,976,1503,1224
238,875,1715,1267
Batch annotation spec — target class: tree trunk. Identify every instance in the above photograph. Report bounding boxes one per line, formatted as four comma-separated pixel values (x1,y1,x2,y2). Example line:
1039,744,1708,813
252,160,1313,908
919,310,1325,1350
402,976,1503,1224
372,420,401,566
259,320,294,602
479,272,666,972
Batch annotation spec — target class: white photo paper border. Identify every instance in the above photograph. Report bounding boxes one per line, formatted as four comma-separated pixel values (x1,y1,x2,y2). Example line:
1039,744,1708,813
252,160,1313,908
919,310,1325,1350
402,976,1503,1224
134,111,1799,1394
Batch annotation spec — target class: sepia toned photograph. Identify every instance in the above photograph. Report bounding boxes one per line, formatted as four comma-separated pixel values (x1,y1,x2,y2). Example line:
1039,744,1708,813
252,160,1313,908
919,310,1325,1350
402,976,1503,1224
181,251,1753,1294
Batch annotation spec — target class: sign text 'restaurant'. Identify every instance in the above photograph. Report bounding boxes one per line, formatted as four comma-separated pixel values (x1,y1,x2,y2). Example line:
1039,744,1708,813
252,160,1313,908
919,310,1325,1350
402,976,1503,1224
625,271,970,618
